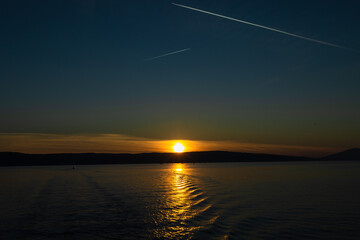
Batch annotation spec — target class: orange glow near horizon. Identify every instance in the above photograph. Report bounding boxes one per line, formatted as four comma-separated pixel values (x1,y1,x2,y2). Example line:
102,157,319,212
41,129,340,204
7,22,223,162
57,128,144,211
0,133,337,157
173,142,185,153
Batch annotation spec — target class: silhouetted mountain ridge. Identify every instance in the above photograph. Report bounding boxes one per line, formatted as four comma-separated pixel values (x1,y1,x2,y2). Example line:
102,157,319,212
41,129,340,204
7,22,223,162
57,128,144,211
0,149,358,166
322,148,360,160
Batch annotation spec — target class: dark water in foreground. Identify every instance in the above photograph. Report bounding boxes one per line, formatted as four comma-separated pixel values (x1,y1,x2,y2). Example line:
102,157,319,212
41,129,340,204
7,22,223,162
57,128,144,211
0,162,360,239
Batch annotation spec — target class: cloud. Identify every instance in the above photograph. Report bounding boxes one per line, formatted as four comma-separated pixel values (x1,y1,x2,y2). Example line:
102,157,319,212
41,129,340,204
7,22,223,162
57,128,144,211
0,133,336,157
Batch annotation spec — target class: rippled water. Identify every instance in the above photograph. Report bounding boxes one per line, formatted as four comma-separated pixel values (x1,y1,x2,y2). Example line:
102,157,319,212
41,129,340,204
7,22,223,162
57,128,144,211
1,162,360,239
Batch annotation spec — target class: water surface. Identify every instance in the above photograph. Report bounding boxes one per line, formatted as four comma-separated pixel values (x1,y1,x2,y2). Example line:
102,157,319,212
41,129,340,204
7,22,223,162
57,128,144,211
0,161,359,239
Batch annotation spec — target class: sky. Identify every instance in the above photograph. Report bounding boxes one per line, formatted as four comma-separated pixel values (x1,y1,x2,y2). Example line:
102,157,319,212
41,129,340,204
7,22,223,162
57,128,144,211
1,0,360,157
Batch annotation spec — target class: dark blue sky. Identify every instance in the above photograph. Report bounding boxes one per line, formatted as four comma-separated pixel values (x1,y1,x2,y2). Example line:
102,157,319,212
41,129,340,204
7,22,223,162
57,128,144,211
1,0,360,152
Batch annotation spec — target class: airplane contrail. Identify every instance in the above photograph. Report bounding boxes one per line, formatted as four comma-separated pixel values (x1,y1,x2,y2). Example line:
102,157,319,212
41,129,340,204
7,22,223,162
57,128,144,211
146,48,191,61
172,3,352,51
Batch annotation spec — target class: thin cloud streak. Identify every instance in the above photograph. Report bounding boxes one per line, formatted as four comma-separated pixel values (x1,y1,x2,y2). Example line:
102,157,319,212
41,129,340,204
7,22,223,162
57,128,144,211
172,3,354,51
146,48,191,61
0,133,337,157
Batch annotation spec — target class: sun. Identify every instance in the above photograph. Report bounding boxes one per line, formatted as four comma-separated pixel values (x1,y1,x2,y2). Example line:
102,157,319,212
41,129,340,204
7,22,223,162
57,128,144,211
173,142,185,153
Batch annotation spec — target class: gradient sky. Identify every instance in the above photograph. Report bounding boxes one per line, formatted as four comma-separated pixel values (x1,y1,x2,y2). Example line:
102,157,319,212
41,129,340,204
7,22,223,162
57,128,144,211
1,0,360,156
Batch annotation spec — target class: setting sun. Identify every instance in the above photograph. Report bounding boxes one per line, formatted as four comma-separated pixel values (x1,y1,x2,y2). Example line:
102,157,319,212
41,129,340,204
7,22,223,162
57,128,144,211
173,142,185,153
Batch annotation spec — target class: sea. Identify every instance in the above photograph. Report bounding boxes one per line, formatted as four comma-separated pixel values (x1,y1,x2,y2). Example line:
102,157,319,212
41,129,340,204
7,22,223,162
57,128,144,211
0,161,359,239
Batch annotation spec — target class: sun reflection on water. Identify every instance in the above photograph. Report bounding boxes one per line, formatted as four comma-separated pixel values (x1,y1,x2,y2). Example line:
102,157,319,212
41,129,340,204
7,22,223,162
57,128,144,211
152,163,204,239
172,164,188,216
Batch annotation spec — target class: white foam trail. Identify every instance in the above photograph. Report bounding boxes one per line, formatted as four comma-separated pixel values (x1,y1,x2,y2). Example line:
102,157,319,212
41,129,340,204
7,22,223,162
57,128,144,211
146,48,191,61
172,3,353,51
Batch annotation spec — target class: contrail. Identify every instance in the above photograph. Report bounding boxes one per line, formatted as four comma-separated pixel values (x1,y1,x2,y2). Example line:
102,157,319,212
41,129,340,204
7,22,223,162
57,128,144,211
172,3,352,51
146,48,191,61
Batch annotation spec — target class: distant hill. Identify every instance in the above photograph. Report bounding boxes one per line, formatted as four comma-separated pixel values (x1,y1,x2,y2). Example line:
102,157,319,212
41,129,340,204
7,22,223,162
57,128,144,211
0,149,358,167
0,151,312,167
322,148,360,161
